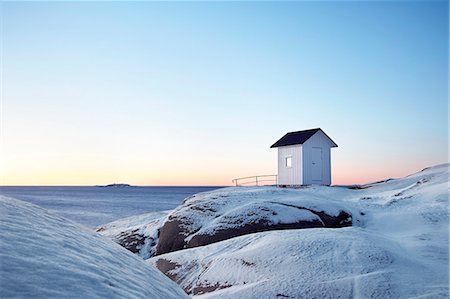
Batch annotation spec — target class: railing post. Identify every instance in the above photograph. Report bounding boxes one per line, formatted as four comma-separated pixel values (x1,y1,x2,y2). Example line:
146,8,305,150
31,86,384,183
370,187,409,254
256,176,258,186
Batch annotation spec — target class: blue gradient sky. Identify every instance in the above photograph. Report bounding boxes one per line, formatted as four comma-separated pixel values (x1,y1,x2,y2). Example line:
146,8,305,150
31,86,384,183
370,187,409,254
1,1,448,185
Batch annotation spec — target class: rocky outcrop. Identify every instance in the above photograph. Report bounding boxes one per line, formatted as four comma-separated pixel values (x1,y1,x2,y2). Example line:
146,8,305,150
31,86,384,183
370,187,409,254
97,226,151,254
155,196,352,255
155,258,232,295
98,188,354,258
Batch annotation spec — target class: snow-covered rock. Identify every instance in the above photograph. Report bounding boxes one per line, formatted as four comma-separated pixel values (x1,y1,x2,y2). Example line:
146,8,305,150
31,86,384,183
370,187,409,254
96,164,449,298
147,164,448,298
155,188,353,255
98,188,354,259
0,197,189,299
97,210,169,259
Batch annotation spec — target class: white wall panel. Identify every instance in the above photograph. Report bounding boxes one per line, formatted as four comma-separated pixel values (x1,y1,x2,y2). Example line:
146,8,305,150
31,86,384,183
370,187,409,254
277,145,302,185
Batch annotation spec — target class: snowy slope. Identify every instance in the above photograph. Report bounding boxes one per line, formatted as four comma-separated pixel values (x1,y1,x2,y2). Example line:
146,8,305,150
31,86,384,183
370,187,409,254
0,197,189,298
150,228,427,298
145,164,448,298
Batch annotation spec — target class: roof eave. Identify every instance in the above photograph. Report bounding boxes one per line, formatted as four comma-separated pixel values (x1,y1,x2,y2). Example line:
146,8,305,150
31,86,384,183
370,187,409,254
270,142,303,148
316,129,338,147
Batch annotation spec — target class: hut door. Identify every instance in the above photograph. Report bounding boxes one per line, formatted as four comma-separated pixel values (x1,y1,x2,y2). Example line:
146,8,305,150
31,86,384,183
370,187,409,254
311,147,323,182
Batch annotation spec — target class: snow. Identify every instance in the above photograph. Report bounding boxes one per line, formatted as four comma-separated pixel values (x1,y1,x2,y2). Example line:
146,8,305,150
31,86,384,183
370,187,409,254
143,164,449,298
0,196,189,299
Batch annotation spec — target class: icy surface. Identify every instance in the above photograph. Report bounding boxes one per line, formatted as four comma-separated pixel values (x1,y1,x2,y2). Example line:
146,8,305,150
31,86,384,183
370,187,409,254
0,197,189,298
144,164,449,298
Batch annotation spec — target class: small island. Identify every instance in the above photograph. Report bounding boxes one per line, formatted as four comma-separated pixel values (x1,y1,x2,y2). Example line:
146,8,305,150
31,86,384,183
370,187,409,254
95,184,132,188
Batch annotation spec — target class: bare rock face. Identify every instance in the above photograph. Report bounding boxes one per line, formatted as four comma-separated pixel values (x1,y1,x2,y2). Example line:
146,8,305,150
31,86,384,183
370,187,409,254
154,258,232,295
184,217,324,250
156,210,352,255
153,219,186,255
96,225,155,255
155,188,353,256
155,259,181,281
113,229,153,254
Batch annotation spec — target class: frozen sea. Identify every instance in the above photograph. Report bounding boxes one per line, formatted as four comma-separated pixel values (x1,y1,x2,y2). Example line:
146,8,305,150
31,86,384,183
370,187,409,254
0,186,222,228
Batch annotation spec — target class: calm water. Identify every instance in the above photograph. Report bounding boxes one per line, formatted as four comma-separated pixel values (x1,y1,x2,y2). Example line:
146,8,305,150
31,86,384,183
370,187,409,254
0,186,222,228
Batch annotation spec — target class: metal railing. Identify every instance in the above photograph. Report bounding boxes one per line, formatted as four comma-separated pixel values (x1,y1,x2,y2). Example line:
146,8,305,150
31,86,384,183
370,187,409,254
232,174,278,187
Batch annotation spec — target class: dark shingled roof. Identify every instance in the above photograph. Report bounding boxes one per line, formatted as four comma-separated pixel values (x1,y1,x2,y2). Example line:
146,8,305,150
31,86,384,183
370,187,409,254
270,128,338,148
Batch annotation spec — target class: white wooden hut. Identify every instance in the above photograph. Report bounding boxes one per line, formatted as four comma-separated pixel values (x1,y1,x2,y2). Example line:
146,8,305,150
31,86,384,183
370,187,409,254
271,128,338,186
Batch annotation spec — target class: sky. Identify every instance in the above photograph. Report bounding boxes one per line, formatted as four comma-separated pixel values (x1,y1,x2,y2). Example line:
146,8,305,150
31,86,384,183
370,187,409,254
0,1,448,186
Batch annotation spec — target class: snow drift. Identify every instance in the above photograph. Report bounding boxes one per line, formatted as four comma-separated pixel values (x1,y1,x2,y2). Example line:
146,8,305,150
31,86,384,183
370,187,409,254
0,197,189,299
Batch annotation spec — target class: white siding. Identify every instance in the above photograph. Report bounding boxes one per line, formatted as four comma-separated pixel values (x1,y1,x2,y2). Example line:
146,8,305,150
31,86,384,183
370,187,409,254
277,145,302,185
302,130,334,185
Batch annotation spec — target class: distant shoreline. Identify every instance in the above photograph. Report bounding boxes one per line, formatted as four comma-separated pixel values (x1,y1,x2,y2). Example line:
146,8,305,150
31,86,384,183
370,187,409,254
95,184,132,188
